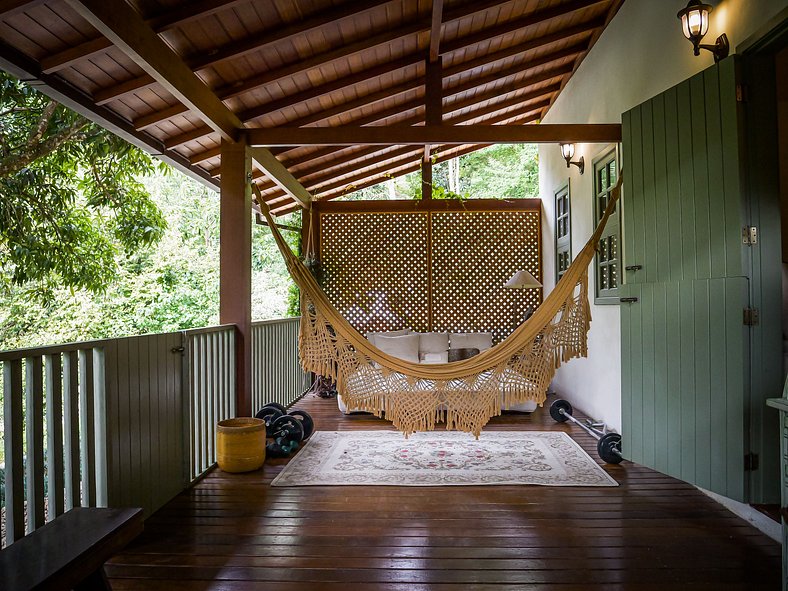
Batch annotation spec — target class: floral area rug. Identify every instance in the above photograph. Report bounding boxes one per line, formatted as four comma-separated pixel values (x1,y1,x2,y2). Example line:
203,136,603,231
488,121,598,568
271,431,618,487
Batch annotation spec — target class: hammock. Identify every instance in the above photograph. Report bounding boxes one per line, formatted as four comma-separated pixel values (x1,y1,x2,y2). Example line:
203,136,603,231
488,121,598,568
258,176,622,437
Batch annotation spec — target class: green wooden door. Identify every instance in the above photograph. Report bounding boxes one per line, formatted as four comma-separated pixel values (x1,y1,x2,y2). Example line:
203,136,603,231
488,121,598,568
621,57,753,501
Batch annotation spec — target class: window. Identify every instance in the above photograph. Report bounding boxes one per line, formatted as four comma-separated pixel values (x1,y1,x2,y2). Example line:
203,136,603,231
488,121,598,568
554,184,571,282
593,149,620,304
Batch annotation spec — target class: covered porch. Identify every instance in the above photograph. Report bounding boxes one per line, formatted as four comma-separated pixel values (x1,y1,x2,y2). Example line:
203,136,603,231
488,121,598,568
1,0,787,588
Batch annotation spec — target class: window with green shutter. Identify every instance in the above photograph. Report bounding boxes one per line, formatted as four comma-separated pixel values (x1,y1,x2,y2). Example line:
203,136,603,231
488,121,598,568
593,149,620,304
554,183,571,283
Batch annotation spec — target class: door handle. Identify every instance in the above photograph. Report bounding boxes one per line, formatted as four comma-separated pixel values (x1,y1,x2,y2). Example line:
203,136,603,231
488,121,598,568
619,297,639,304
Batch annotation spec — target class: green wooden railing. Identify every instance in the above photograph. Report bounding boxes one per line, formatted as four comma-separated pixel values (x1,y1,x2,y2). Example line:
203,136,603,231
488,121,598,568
0,317,308,547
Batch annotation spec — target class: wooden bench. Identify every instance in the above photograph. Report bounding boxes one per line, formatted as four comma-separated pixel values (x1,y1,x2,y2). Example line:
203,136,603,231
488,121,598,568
0,507,143,591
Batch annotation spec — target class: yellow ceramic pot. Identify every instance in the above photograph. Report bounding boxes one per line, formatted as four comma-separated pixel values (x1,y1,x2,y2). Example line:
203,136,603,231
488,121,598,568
216,418,266,473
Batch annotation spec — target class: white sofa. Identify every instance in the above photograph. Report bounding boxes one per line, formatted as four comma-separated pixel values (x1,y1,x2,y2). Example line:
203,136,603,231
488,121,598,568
337,330,538,414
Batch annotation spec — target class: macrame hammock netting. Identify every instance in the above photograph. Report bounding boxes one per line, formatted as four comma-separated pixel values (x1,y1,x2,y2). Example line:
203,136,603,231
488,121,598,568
259,176,622,438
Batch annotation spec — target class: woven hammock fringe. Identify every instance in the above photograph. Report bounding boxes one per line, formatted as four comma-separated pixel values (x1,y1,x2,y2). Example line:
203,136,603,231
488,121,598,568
261,176,622,437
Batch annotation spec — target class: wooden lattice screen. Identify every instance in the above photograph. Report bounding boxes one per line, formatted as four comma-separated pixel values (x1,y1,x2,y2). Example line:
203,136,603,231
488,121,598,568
316,202,542,343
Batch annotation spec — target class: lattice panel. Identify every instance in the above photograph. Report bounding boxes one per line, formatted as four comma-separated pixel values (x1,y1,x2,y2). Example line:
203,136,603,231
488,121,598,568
431,211,542,343
320,212,430,334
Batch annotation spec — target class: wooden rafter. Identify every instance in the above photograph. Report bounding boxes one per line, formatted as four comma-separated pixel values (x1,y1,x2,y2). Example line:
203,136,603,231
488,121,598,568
247,146,312,209
65,0,241,141
429,0,444,63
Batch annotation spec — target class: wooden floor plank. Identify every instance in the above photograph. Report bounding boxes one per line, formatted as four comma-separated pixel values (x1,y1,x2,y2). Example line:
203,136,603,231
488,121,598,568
107,393,781,590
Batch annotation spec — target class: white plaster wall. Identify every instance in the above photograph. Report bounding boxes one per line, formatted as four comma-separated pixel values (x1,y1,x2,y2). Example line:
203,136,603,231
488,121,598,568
540,0,788,431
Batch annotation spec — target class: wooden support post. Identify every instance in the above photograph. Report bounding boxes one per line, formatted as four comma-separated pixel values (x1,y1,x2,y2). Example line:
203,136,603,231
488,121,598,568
220,138,252,417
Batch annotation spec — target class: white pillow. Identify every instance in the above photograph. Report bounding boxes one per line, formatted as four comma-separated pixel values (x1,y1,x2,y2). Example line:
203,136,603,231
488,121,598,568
367,329,409,347
449,332,493,351
375,334,420,363
420,351,449,364
416,332,449,354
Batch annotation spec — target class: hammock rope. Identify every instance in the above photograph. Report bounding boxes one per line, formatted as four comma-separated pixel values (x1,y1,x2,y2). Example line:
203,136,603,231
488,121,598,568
257,176,623,437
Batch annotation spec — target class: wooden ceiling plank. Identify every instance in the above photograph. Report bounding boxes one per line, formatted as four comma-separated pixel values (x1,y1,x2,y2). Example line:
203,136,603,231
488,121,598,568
87,0,514,110
246,123,621,147
0,0,46,17
442,0,609,54
443,18,602,78
190,0,395,71
40,0,246,74
248,146,312,208
66,0,242,141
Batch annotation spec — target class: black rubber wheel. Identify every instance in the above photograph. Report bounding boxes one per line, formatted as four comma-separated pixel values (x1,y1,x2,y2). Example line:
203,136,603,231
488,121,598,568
597,432,623,464
262,402,287,414
287,409,314,440
271,414,304,443
549,399,573,423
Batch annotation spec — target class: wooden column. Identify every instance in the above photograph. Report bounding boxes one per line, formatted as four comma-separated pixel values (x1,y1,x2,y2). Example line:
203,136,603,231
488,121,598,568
220,138,252,416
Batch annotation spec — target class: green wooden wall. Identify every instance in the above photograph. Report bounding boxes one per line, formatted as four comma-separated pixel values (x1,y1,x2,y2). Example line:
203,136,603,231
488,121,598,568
621,58,756,502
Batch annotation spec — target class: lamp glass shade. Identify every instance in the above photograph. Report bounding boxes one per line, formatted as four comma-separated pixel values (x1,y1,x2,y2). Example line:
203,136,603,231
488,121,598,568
560,143,575,161
678,1,711,42
504,270,543,289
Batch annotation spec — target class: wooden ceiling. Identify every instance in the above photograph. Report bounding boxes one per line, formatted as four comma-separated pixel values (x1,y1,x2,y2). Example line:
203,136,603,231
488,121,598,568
0,0,624,216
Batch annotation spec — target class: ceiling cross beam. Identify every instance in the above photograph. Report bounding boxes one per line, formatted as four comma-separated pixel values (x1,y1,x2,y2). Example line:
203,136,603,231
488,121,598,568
246,124,621,147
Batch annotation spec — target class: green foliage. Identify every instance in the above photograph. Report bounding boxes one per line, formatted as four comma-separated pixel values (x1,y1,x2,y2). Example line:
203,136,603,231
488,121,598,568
0,72,167,296
339,145,539,201
0,173,298,350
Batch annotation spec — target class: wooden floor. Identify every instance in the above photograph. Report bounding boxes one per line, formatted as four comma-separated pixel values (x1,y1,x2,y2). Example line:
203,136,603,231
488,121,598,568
106,394,781,590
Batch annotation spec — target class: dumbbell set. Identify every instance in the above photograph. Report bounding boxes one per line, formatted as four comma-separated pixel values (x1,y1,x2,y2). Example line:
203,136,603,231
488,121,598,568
255,403,314,458
549,399,623,464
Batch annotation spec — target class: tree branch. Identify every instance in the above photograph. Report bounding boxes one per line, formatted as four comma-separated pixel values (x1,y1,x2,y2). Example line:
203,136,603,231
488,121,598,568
28,101,58,147
0,119,89,178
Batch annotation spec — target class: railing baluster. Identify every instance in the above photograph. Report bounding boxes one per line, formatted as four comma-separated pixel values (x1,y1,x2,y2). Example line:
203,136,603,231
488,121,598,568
79,349,96,507
63,351,80,509
24,356,45,532
92,348,108,507
3,359,25,545
45,354,65,520
206,332,214,465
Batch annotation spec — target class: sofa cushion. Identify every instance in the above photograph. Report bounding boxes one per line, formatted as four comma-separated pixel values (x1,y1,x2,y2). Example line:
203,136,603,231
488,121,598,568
449,332,493,351
416,332,449,355
420,351,449,364
375,334,420,363
366,329,409,348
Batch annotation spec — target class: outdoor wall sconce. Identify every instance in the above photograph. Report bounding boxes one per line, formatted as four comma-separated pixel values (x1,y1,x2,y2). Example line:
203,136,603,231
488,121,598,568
560,143,584,174
677,0,729,62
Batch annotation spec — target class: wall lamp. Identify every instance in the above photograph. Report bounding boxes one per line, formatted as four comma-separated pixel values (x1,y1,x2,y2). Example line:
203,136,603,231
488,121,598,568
560,143,584,174
677,0,729,62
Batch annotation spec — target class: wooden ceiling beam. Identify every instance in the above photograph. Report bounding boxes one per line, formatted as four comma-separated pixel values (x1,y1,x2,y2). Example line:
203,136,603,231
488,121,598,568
41,0,246,74
65,0,242,142
247,146,312,209
429,0,444,63
247,123,620,147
